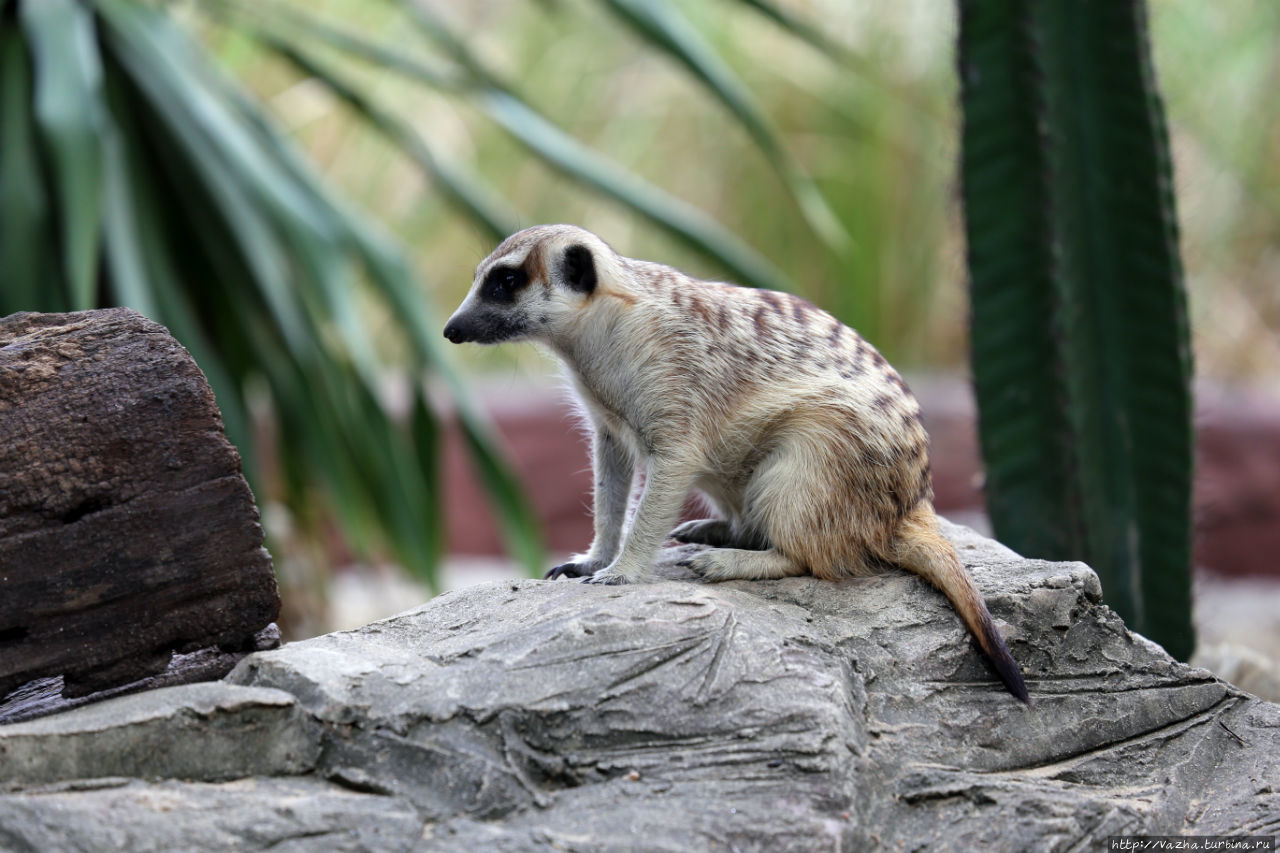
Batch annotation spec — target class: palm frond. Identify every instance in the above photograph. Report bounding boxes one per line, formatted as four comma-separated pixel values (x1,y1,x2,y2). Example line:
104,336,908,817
19,0,105,310
593,0,849,251
316,0,795,293
1,0,546,589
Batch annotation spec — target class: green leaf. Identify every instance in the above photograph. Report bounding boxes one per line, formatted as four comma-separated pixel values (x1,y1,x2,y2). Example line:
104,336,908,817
0,15,61,314
92,0,474,586
203,0,524,244
341,373,443,585
734,0,845,59
408,387,446,582
19,0,105,310
219,53,550,578
96,0,314,360
262,36,520,244
227,37,550,579
478,86,793,293
598,0,848,251
0,0,551,594
99,117,158,319
227,0,793,291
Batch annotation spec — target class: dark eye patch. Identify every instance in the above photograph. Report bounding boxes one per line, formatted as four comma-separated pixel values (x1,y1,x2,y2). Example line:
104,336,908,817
480,265,528,304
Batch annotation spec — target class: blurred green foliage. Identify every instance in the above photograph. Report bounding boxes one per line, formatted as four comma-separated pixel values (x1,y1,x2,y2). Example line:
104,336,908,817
3,0,1275,641
1149,2,1280,382
191,0,1257,652
0,0,544,602
199,1,1278,386
197,0,966,375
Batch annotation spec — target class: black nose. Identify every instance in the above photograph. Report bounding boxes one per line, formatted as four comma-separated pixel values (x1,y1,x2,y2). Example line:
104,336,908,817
443,322,465,344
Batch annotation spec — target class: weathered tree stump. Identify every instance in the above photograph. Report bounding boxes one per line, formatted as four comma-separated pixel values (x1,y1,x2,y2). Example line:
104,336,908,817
0,308,279,704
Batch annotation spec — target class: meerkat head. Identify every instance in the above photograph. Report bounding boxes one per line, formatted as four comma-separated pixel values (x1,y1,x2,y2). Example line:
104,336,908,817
443,225,619,346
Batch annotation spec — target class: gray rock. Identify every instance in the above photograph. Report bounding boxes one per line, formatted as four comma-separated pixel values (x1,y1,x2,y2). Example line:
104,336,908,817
0,682,319,788
0,777,422,853
2,521,1278,851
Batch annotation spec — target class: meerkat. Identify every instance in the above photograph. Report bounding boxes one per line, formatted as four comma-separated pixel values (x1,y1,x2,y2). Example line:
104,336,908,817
443,224,1029,704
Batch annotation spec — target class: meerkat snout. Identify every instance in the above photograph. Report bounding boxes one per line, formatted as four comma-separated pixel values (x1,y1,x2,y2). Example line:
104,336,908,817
447,224,1031,705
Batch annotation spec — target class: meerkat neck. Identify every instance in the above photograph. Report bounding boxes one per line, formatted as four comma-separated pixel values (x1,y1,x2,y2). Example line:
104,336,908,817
553,311,633,393
549,270,643,386
548,292,658,433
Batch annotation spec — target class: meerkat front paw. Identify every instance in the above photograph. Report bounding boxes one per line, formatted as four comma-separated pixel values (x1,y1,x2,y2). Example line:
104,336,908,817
582,563,650,585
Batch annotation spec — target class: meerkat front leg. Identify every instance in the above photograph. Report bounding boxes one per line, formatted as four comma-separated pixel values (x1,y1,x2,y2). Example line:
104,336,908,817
585,453,697,585
546,427,633,579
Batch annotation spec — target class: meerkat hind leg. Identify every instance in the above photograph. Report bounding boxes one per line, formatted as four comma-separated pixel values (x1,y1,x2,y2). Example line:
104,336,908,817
684,547,806,582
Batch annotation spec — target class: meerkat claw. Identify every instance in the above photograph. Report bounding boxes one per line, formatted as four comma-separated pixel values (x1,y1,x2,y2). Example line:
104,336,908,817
545,562,592,580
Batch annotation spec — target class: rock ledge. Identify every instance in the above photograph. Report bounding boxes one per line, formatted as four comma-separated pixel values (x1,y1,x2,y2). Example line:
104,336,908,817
1,522,1276,851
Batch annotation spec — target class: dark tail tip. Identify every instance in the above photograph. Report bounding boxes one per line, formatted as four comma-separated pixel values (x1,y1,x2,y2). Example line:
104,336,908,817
979,614,1031,706
992,643,1032,706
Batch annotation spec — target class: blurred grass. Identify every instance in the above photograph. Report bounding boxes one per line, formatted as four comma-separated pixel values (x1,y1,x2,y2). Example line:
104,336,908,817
194,0,1279,392
172,0,1279,635
1150,2,1280,385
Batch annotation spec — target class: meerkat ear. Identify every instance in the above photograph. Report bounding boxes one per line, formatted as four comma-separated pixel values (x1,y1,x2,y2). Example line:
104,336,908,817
561,244,597,294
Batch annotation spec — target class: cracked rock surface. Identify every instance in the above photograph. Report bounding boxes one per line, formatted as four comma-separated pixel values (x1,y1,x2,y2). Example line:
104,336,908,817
2,521,1277,851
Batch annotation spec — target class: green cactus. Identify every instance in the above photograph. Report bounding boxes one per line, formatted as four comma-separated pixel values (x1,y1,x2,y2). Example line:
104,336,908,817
959,0,1195,659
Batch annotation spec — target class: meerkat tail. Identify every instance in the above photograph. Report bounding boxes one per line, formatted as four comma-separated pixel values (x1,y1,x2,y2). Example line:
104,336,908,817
890,507,1031,705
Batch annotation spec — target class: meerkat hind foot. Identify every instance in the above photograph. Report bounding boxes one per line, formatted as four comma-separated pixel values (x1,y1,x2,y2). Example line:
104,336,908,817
684,547,806,582
670,519,735,547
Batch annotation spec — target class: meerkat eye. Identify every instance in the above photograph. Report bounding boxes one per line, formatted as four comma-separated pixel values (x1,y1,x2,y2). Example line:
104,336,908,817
481,265,527,304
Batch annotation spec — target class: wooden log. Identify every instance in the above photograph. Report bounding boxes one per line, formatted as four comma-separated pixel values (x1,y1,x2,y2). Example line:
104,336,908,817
0,625,282,726
0,308,279,700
